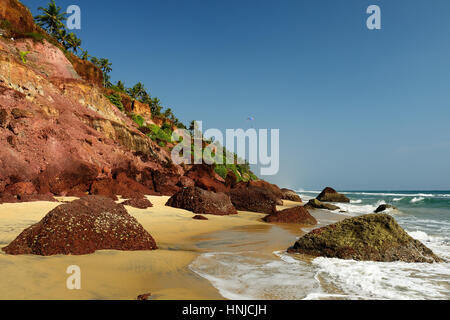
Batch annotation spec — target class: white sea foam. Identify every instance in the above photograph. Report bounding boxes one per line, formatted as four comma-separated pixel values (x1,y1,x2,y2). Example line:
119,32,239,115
393,197,404,202
189,251,320,300
335,200,386,216
299,190,450,198
190,249,450,300
350,199,363,204
311,257,450,300
411,197,425,203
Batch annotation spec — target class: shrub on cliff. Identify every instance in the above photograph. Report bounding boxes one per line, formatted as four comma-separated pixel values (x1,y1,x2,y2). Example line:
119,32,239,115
132,114,145,127
105,93,124,112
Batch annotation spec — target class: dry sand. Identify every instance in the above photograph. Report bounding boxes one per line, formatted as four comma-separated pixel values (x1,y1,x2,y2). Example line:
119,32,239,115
0,196,345,300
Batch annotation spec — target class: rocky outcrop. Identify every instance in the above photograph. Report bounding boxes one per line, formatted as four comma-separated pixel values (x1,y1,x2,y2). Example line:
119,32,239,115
122,197,153,209
2,196,157,256
281,188,302,202
304,198,340,211
0,0,258,205
288,214,442,263
228,186,278,214
0,0,39,36
316,187,350,203
166,187,237,216
263,206,317,225
248,180,284,205
374,204,397,213
185,164,229,193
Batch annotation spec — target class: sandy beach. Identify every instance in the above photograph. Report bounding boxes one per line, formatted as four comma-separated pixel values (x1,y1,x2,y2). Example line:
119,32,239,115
0,196,344,300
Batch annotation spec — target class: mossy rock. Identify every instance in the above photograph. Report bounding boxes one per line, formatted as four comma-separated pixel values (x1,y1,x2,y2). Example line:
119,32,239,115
288,214,442,263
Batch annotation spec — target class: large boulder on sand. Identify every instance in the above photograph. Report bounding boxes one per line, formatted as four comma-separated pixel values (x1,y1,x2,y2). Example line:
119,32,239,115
316,187,350,203
229,186,278,214
288,214,442,263
263,206,317,225
2,196,157,256
166,187,237,216
304,198,340,211
281,189,302,202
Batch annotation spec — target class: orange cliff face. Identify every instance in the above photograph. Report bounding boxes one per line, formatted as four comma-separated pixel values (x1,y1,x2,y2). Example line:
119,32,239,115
0,0,38,36
0,0,235,203
0,0,103,86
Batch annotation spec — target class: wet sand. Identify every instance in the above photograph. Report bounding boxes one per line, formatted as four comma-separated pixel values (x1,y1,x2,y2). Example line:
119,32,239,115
0,197,345,300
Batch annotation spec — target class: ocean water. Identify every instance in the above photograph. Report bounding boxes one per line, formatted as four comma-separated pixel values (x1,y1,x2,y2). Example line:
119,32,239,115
189,190,450,300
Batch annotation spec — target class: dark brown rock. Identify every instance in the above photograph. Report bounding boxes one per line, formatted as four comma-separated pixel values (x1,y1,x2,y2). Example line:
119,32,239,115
137,293,151,300
152,170,181,196
228,186,277,214
193,215,208,220
11,108,32,119
281,188,302,202
90,179,119,200
264,206,317,225
122,198,153,209
166,187,237,216
2,196,157,256
374,204,397,213
185,164,229,193
304,198,340,211
0,109,10,128
288,214,442,263
5,182,36,197
249,180,284,205
316,187,350,203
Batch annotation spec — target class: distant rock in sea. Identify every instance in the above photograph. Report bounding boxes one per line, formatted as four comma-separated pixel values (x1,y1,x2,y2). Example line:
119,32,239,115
304,198,340,211
166,187,237,216
288,214,442,263
263,206,317,225
316,187,350,203
2,196,157,256
281,188,302,203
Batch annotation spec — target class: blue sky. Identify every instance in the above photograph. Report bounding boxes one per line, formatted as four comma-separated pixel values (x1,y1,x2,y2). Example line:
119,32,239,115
22,0,450,190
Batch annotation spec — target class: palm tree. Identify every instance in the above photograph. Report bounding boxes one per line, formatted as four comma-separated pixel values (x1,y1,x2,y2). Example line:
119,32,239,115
35,0,67,37
127,82,146,100
80,50,91,61
56,28,68,48
66,33,82,53
115,81,126,93
91,57,113,87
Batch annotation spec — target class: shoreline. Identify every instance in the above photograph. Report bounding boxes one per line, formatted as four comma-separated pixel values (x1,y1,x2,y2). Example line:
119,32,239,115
0,196,345,300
